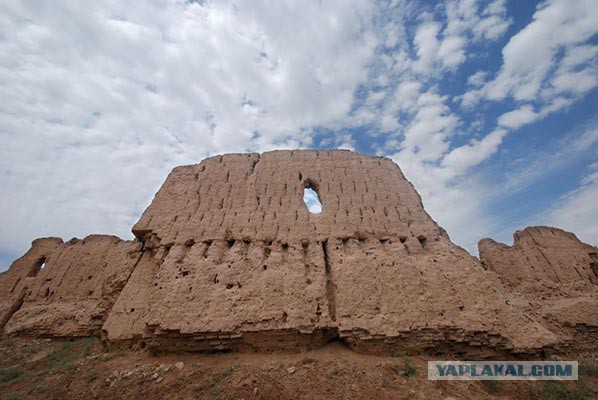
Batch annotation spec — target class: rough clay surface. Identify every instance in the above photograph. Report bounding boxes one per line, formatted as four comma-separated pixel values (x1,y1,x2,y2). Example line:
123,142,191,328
1,150,596,357
1,236,141,336
479,226,598,354
104,150,553,355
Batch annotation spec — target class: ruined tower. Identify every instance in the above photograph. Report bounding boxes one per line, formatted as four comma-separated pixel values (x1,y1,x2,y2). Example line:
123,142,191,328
1,150,596,356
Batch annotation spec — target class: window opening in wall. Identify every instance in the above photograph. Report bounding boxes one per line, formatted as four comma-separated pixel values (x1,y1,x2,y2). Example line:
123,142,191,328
303,185,322,214
28,257,46,277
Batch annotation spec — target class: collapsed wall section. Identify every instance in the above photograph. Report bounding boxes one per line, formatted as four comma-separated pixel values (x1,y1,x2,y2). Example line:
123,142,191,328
479,227,598,354
1,235,141,337
479,226,598,292
0,238,63,330
327,237,555,356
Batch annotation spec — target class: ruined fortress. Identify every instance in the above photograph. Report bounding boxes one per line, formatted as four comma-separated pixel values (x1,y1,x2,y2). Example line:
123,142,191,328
1,150,597,357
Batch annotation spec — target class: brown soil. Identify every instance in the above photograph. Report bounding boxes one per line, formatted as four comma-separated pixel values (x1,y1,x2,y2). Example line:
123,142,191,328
1,337,596,400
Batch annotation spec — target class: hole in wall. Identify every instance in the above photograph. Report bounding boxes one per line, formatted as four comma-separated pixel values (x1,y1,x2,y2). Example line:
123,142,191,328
28,257,46,277
303,183,322,214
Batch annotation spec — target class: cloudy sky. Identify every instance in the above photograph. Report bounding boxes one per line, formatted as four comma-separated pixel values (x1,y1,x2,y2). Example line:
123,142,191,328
1,0,597,271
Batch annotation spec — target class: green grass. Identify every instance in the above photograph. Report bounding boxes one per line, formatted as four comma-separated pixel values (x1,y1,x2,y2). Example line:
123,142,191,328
193,384,203,396
23,346,41,355
392,349,406,358
579,364,598,378
0,368,21,384
1,337,97,391
214,366,234,383
208,366,236,400
403,357,416,377
26,382,44,395
481,379,502,394
539,380,591,400
391,349,416,377
44,338,95,374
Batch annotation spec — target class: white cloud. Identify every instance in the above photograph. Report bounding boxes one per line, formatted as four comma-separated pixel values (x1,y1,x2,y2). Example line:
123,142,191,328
349,1,512,255
318,133,356,151
393,81,423,112
497,105,539,129
390,149,498,254
467,71,487,87
548,44,598,96
445,0,511,41
0,0,595,271
412,21,442,73
303,188,323,214
465,0,598,104
475,124,598,248
442,129,507,177
541,163,598,245
0,0,377,263
437,35,466,69
412,0,510,75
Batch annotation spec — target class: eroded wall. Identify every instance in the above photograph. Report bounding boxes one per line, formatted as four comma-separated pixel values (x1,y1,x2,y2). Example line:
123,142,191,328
103,150,557,355
1,235,141,336
479,227,598,354
0,238,63,329
1,150,596,357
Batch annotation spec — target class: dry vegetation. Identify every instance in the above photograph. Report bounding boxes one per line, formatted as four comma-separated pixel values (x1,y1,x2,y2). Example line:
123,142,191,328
1,337,597,400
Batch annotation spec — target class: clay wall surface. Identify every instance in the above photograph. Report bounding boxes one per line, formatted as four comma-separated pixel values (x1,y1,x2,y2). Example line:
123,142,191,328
1,235,141,336
1,150,596,357
0,238,63,329
131,151,444,245
479,226,598,292
479,227,598,354
104,150,557,355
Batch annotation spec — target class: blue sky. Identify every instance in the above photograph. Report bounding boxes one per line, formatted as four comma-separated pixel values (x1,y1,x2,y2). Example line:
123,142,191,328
0,0,597,271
